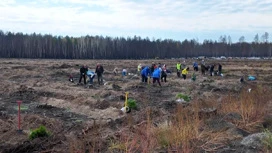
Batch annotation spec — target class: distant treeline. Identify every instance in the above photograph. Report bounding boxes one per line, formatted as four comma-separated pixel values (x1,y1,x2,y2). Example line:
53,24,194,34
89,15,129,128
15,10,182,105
0,30,271,59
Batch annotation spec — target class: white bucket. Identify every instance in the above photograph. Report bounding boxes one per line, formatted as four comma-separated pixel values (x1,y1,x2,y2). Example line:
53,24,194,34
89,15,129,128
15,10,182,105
121,106,130,113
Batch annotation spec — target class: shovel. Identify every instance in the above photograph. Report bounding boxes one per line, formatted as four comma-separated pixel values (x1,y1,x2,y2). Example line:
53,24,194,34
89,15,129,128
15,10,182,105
121,92,131,113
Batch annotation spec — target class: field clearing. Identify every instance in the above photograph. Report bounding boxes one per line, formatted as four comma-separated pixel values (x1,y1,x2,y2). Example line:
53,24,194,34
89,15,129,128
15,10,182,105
0,58,272,153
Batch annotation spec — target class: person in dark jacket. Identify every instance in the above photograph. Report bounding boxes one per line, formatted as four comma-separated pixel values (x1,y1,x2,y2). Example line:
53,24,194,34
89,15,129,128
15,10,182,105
161,64,167,82
218,63,222,75
141,66,150,83
210,64,214,76
95,63,104,85
150,62,156,76
201,64,206,75
78,65,88,85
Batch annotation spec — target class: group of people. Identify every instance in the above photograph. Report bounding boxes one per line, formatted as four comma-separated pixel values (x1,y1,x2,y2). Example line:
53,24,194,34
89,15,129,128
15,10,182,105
176,61,190,80
176,60,223,80
139,62,170,87
200,63,222,76
76,63,104,85
72,60,223,87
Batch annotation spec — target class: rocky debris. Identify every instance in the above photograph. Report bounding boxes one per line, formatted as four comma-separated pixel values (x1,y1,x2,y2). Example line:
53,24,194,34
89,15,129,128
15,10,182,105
224,112,242,122
226,127,250,138
205,117,235,132
241,133,267,150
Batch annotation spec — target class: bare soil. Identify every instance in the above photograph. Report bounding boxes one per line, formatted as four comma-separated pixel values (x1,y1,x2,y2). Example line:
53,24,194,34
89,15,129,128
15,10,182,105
0,58,272,153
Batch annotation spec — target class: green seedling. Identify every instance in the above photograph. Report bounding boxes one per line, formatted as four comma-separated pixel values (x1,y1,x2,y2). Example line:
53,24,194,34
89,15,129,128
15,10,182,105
176,93,191,102
29,125,50,140
127,98,137,109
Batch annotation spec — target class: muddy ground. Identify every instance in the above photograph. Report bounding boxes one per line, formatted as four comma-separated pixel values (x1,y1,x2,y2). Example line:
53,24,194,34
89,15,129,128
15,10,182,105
0,58,272,153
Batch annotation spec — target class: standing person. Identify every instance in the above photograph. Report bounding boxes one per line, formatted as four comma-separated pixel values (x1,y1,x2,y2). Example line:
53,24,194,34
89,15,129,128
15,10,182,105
150,62,156,76
176,62,181,77
218,63,222,76
182,67,189,80
87,70,95,84
210,64,214,76
193,62,198,71
95,63,104,85
152,67,162,86
161,64,167,82
141,66,150,83
137,64,142,75
201,64,209,75
78,65,88,85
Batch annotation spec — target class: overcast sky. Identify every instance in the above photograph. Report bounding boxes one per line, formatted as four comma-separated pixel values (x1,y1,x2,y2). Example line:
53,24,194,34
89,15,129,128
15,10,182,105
1,0,272,42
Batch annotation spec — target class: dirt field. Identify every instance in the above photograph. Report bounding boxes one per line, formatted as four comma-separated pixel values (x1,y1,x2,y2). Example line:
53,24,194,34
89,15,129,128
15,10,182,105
0,58,272,153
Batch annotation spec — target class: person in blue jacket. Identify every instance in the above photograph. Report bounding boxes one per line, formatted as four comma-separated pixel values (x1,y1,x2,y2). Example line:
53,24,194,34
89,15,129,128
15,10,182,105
152,67,161,86
86,70,96,84
193,62,198,71
141,66,150,83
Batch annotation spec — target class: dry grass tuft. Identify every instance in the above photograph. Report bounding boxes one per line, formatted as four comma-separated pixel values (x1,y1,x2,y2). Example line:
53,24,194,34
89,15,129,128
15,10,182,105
220,85,272,132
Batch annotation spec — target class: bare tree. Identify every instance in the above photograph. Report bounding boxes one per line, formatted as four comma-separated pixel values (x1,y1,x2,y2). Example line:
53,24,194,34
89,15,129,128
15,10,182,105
261,32,269,43
254,34,259,43
239,36,245,43
227,35,232,45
